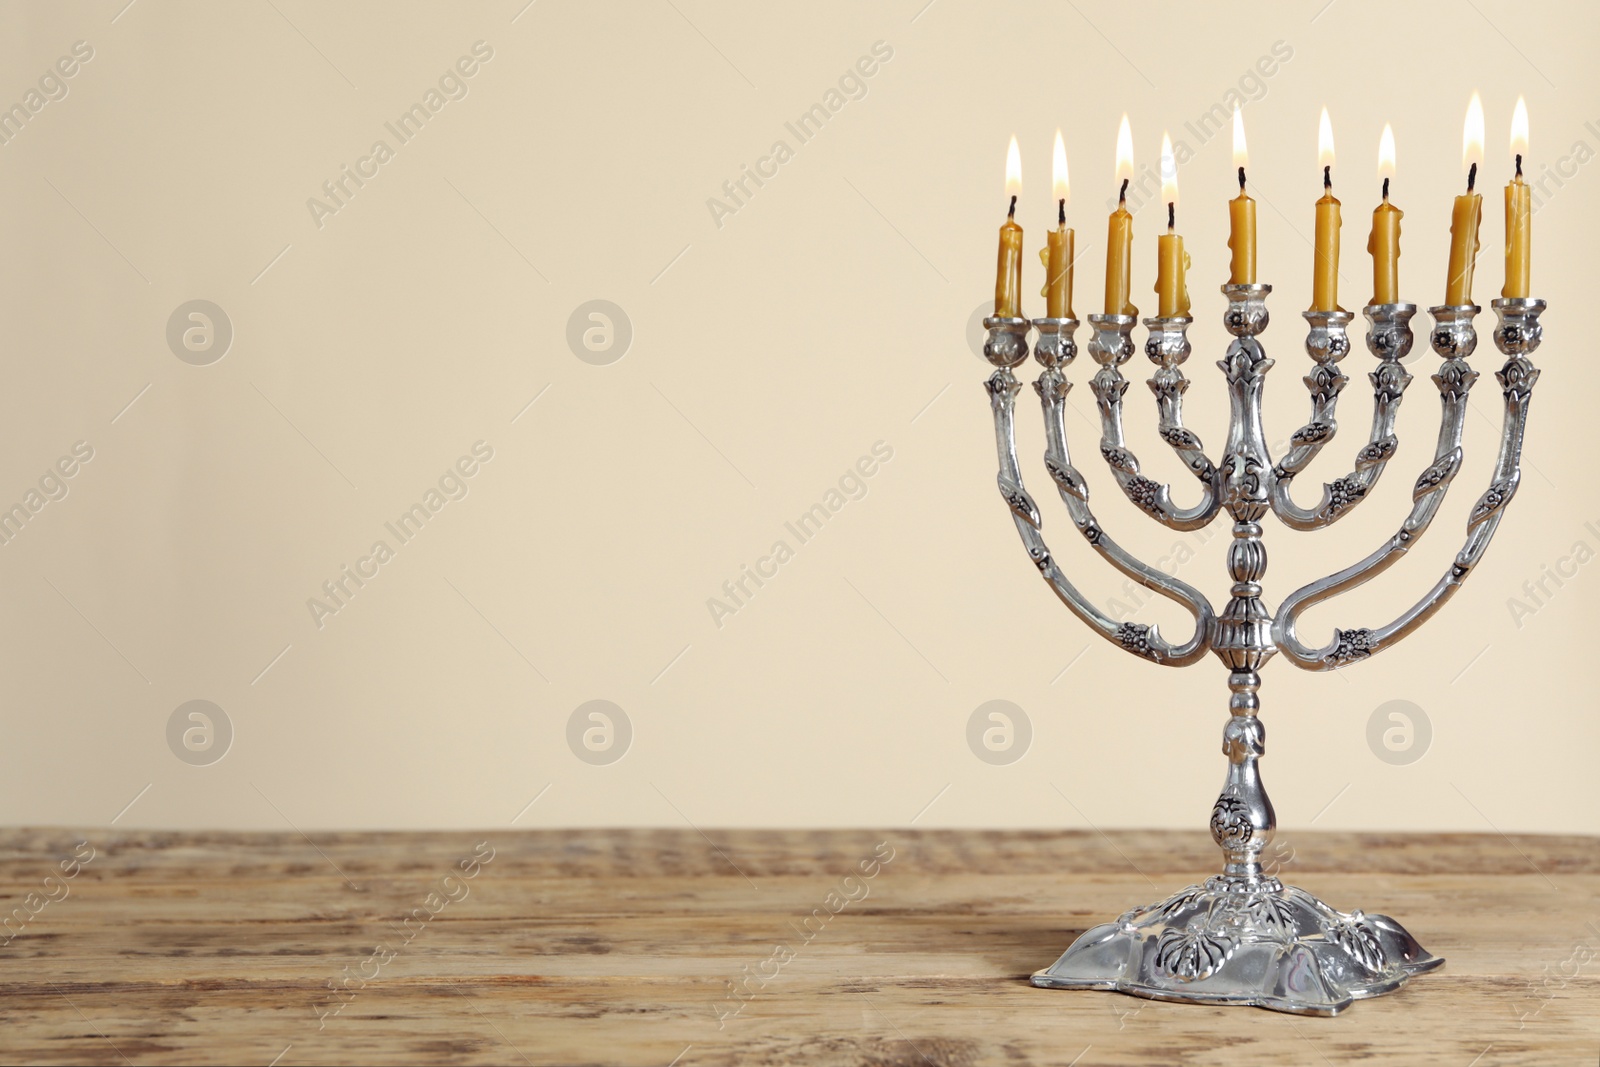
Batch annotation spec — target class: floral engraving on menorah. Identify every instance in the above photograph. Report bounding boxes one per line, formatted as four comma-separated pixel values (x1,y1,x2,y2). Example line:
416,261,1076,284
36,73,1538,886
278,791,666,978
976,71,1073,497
981,285,1544,1015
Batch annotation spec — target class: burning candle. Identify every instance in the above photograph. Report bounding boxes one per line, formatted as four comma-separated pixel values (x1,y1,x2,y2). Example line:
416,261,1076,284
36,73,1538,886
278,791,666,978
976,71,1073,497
1228,105,1256,285
1446,93,1485,306
1369,124,1402,305
1503,96,1531,299
994,135,1024,317
1310,107,1343,312
1154,133,1189,317
1040,129,1075,318
1104,115,1137,317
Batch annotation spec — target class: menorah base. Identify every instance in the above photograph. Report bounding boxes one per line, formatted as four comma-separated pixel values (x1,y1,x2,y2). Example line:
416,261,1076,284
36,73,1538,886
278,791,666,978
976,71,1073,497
1030,875,1443,1015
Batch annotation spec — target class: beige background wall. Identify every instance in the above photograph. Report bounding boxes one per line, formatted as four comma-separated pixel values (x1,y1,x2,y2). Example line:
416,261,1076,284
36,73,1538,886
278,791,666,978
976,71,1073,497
0,0,1593,833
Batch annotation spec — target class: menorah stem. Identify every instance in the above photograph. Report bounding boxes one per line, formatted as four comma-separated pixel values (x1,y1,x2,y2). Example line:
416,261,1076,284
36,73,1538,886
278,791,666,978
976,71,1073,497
1211,513,1276,883
1216,667,1273,883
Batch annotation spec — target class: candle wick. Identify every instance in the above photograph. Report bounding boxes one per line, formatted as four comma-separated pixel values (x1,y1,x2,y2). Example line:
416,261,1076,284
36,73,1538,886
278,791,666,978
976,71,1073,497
1382,176,1389,201
1515,153,1523,179
1467,161,1477,192
1118,178,1128,204
1166,202,1175,231
1237,166,1246,191
1008,194,1017,218
1322,164,1331,190
1058,198,1065,225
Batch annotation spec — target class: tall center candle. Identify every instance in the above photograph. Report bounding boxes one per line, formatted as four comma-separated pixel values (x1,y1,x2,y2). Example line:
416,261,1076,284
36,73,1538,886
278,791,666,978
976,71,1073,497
1228,107,1257,285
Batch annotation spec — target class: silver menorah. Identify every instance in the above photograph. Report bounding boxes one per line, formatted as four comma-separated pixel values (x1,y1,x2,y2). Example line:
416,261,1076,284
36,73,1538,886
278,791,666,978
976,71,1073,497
981,284,1544,1015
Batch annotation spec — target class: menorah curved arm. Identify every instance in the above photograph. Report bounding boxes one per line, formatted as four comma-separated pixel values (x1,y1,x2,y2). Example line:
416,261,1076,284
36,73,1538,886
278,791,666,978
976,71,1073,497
1037,355,1216,664
983,318,1213,666
1270,306,1416,530
1274,301,1541,670
1088,314,1223,532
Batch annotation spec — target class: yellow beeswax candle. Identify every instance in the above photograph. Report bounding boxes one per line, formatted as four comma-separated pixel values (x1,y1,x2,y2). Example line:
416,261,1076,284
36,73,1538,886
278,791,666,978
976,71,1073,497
1503,97,1531,299
1228,106,1256,285
1042,212,1074,318
994,136,1024,317
1153,133,1189,317
1369,124,1402,305
1310,108,1343,312
1040,130,1074,317
1446,94,1485,306
1104,115,1137,316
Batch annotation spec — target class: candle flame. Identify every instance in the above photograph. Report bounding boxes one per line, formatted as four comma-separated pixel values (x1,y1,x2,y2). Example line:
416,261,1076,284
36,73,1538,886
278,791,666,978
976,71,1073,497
1317,107,1334,171
1232,105,1247,170
1160,131,1177,211
1463,92,1485,176
1005,134,1021,197
1511,96,1529,159
1115,114,1134,184
1378,123,1396,186
1052,129,1069,207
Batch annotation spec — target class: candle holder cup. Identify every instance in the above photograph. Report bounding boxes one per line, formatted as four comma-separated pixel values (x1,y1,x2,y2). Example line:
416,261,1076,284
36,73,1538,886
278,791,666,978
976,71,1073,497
982,282,1544,1015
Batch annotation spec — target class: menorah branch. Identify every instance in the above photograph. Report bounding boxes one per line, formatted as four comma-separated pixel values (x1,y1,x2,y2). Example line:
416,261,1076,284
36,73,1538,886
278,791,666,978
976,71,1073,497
1088,314,1223,531
984,315,1213,666
1274,300,1541,670
1270,305,1416,529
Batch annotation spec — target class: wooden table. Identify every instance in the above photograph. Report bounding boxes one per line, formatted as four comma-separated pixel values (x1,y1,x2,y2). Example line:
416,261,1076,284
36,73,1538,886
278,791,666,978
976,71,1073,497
2,829,1596,1065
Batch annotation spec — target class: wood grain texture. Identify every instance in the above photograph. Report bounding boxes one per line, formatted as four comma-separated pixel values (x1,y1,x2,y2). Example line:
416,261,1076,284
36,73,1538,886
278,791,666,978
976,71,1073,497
1,829,1597,1065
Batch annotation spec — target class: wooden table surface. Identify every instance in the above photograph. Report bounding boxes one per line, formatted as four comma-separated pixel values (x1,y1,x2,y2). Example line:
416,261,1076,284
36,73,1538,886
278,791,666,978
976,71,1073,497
1,828,1597,1066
